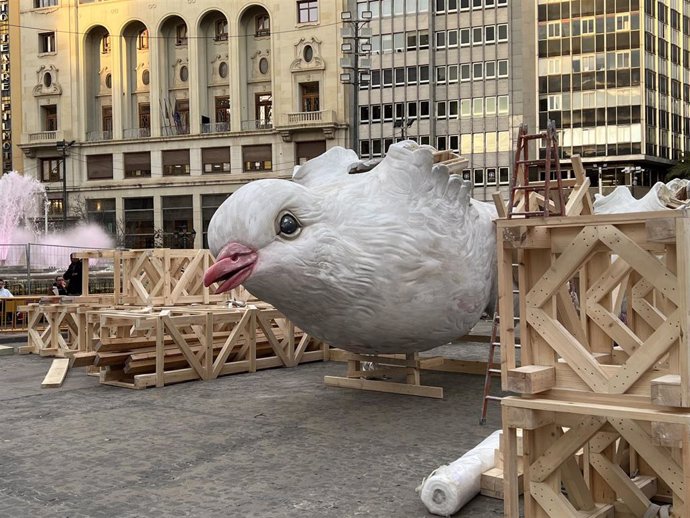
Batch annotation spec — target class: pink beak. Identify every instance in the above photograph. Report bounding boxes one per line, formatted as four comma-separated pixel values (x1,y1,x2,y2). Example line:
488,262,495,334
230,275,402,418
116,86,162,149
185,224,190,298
204,242,258,293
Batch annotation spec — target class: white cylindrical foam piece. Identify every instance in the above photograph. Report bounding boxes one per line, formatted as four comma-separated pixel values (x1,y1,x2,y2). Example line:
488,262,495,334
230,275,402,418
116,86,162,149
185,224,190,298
418,430,501,516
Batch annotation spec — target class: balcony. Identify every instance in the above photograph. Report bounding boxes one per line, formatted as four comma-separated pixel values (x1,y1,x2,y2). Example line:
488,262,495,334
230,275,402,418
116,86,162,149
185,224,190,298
28,130,59,142
124,127,151,139
278,110,337,141
201,122,231,134
86,130,113,142
241,119,273,131
162,125,190,136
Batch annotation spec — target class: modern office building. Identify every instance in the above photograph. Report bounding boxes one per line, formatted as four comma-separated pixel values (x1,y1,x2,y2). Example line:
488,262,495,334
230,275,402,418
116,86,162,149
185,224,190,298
17,0,349,248
354,0,536,201
537,0,680,188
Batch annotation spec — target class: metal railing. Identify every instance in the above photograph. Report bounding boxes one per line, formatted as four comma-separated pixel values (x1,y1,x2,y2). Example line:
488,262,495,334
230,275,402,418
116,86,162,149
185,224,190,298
124,127,151,139
86,130,113,142
0,243,114,296
201,122,231,134
241,119,272,131
162,125,190,136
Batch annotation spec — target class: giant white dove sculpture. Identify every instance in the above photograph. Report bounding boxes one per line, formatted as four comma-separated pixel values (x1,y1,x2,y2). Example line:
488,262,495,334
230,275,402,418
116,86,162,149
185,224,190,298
203,141,497,355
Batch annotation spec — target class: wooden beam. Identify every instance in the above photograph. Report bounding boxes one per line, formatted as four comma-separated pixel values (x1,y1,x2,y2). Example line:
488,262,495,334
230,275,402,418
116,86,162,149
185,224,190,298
42,358,72,388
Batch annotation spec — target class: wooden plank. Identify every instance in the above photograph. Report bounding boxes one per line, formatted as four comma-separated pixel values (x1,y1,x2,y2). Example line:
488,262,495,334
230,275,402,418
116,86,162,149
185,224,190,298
323,375,443,398
501,406,520,517
676,217,690,407
589,452,651,517
42,358,72,388
0,345,14,356
506,366,556,394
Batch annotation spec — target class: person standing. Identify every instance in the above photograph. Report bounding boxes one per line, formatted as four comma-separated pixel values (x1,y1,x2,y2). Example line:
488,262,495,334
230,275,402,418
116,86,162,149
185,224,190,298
63,254,83,295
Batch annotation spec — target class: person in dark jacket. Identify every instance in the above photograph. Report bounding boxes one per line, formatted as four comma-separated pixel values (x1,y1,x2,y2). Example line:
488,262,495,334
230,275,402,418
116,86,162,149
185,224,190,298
63,254,83,295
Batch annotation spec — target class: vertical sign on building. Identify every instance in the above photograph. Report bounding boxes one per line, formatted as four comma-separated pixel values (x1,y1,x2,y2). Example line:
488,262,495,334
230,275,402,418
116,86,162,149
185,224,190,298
0,0,10,174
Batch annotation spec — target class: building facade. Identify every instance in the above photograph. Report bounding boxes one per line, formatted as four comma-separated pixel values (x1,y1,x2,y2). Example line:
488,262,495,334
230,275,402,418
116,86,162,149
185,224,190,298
537,0,684,187
1,0,23,175
354,0,537,201
18,0,349,248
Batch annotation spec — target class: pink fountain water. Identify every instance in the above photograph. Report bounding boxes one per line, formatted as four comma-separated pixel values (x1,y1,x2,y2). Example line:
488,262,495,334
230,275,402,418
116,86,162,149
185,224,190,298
0,171,113,268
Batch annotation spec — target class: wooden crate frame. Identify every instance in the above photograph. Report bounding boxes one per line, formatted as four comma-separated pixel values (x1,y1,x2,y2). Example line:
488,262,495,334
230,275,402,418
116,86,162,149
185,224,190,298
90,306,326,389
502,396,688,518
497,209,690,407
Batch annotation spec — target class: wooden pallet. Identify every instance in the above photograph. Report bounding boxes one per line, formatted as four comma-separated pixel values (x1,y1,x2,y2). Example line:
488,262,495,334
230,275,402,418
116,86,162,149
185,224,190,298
87,305,327,389
324,350,444,398
497,209,690,407
502,396,682,517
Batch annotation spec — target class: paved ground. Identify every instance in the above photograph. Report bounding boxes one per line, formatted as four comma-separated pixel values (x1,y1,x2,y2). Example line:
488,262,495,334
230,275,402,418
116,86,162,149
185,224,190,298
0,338,506,518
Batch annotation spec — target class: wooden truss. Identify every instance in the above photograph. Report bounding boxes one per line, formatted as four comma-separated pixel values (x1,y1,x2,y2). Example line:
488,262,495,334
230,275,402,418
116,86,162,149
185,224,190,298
497,209,690,407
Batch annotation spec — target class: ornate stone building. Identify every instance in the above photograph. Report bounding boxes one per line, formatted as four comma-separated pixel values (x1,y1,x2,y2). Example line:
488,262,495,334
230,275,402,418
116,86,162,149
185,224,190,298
18,0,348,248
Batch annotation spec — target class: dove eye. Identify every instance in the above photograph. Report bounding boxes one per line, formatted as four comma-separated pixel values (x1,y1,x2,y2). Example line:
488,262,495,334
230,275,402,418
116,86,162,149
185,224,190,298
278,212,301,238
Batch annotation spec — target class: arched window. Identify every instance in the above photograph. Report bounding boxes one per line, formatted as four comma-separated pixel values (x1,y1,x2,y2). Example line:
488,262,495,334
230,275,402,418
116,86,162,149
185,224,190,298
256,15,270,37
215,19,228,41
101,34,111,53
138,29,149,50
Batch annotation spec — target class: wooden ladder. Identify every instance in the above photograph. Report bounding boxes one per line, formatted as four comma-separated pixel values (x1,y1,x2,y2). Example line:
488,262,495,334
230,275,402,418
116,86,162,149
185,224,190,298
508,121,566,218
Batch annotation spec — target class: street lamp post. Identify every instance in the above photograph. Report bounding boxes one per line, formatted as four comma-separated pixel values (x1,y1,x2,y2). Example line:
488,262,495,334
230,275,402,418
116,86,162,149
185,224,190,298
340,4,372,152
56,139,75,228
594,163,607,196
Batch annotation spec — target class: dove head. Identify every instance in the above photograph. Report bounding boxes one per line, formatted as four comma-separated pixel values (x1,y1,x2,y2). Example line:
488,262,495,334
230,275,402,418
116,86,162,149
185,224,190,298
204,179,321,293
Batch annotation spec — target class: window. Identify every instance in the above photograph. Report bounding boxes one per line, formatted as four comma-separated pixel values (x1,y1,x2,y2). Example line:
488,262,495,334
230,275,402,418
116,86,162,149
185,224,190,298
448,65,458,82
460,28,471,46
499,166,510,185
420,100,430,118
176,24,188,46
40,158,61,182
215,96,230,129
202,194,231,248
435,31,446,49
472,27,483,45
360,106,370,122
124,197,155,248
486,133,497,152
102,106,112,135
163,150,190,176
436,101,447,118
486,168,497,185
215,19,228,41
460,64,471,81
101,34,111,54
256,15,270,36
436,66,446,83
124,152,151,178
447,30,458,48
407,102,417,119
383,69,393,86
419,65,429,83
243,144,272,171
497,24,508,41
138,29,149,50
616,14,630,31
472,0,482,8
547,21,561,39
485,61,496,78
255,94,272,126
448,100,458,118
383,104,393,121
86,199,116,237
547,94,561,110
485,25,495,43
437,136,447,150
87,154,113,180
202,147,231,173
297,1,318,23
138,103,151,132
473,63,483,80
300,82,319,112
371,105,381,122
42,104,57,131
34,0,58,6
395,67,405,85
449,135,459,151
580,17,595,35
498,95,509,114
498,60,508,77
485,96,497,115
472,98,483,116
39,32,56,53
407,66,417,83
163,196,194,249
616,50,631,69
460,99,471,117
474,168,485,186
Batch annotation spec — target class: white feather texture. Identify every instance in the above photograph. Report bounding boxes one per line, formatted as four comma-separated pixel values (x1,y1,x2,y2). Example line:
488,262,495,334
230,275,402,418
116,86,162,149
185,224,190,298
207,141,497,354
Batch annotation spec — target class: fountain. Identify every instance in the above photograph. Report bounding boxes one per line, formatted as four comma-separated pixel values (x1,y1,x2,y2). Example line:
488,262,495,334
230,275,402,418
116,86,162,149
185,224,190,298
0,171,113,272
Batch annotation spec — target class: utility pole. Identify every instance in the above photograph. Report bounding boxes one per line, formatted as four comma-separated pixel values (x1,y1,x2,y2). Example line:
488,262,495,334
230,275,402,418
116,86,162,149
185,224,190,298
56,139,75,228
340,3,372,153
